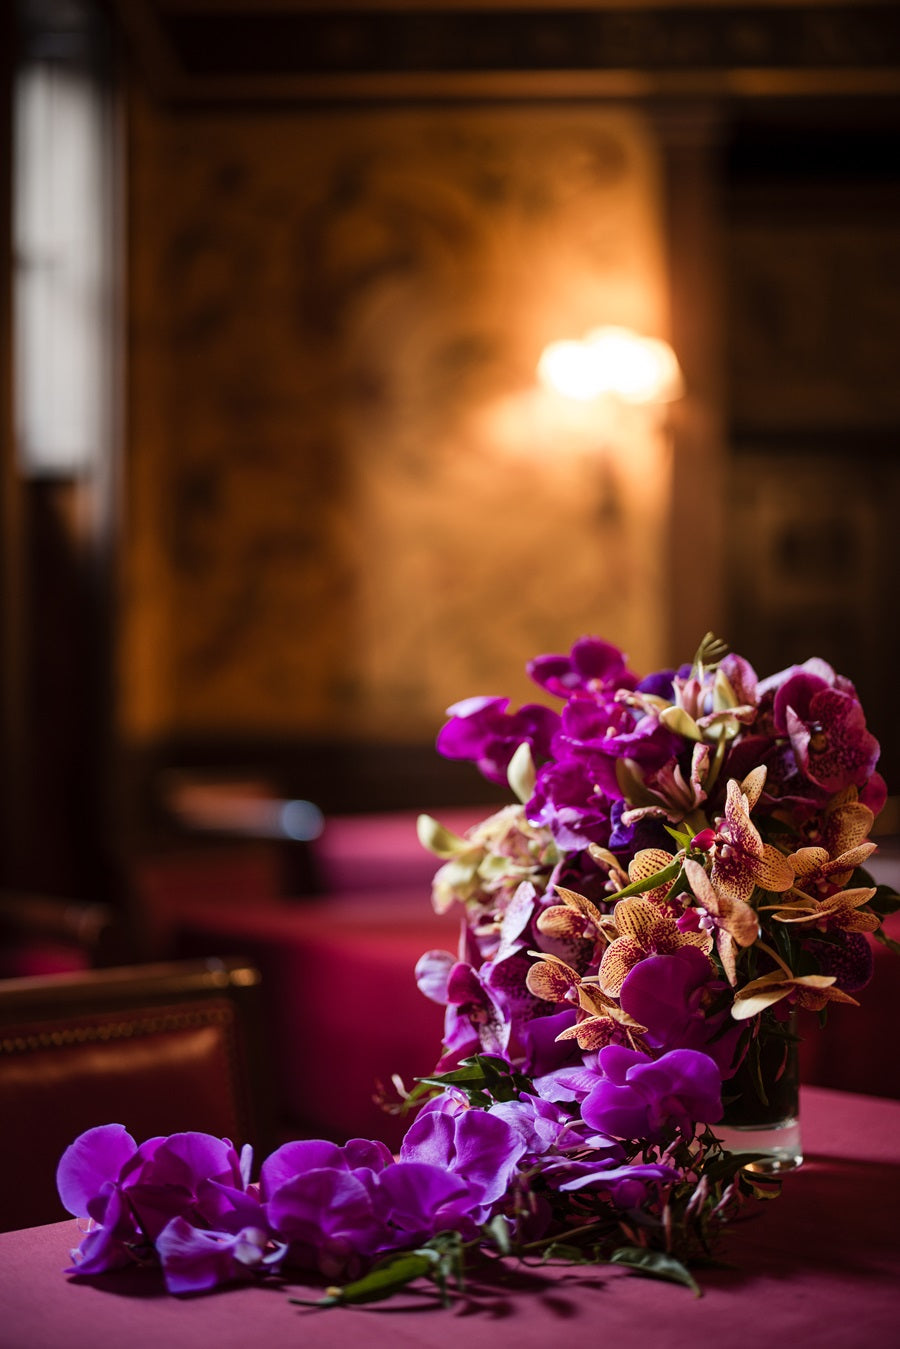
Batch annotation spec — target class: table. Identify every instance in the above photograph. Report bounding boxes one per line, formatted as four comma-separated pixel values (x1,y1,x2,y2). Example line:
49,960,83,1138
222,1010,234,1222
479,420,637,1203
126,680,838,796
2,1086,899,1349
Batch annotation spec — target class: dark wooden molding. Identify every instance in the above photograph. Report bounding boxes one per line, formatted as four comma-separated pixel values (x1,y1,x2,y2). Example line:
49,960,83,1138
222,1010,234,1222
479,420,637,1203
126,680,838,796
108,2,900,103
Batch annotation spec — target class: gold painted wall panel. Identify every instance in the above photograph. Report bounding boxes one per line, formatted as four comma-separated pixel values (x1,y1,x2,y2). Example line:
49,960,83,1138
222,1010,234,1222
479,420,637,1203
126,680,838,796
122,101,673,744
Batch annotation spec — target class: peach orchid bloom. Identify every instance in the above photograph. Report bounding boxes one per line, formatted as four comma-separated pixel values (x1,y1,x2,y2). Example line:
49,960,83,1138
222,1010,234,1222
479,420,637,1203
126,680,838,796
534,886,609,972
706,770,794,905
597,896,713,998
764,885,879,935
788,790,877,895
525,952,646,1051
682,857,759,985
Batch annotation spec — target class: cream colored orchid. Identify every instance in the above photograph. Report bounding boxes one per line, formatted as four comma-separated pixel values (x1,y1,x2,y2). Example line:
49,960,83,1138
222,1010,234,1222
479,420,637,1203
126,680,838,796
417,805,555,916
732,969,860,1019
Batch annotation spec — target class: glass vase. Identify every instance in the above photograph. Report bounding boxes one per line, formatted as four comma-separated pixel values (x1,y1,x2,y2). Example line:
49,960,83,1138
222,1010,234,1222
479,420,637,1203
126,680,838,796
714,1008,803,1175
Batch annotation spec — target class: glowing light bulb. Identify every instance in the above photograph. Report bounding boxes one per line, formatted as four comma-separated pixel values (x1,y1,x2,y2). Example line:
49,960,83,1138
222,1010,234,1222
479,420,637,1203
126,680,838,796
538,327,682,405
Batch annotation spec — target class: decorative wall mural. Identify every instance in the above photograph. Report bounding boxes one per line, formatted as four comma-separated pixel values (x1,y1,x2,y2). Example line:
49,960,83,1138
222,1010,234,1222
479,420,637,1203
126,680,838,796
122,101,672,745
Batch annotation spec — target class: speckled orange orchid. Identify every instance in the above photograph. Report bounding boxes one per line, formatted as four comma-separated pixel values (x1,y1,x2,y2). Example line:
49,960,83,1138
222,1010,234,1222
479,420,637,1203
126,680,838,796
763,884,879,935
534,886,610,972
597,895,714,998
586,844,629,895
682,857,759,985
707,771,794,904
788,788,877,895
732,968,860,1019
788,844,877,896
820,785,876,847
524,952,647,1050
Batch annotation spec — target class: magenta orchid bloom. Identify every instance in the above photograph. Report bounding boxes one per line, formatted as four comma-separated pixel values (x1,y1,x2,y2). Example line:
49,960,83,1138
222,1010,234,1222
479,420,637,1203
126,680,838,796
773,670,880,794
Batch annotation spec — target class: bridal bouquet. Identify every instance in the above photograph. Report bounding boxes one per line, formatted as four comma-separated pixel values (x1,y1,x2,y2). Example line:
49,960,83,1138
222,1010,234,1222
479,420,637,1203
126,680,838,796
57,634,897,1304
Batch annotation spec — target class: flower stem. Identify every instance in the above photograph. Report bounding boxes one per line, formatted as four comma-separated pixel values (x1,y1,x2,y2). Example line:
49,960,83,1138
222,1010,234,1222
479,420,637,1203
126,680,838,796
754,939,793,977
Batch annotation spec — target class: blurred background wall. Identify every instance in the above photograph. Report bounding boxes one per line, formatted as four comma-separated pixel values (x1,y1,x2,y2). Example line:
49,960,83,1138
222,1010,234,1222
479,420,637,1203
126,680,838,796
2,0,899,914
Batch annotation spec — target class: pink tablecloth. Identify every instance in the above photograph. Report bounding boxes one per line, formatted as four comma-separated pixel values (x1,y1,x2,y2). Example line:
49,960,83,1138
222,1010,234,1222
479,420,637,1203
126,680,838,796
2,1087,899,1349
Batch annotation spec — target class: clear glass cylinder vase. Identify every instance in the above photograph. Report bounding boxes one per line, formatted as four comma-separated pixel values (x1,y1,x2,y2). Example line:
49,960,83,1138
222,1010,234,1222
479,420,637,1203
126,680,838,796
715,1008,803,1175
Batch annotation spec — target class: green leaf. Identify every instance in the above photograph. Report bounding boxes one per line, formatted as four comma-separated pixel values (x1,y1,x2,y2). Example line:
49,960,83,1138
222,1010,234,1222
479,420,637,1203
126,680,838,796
416,1065,486,1090
610,1246,701,1296
665,825,695,851
306,1250,441,1306
603,857,683,904
863,881,900,919
536,1241,600,1264
874,927,900,956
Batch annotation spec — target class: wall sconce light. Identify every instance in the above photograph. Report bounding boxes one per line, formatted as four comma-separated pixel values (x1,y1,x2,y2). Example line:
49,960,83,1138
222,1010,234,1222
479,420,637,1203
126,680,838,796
537,326,683,406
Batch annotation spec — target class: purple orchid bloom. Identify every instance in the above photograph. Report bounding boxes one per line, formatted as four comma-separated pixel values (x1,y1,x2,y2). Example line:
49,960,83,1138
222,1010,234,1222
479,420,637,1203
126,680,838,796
58,1125,261,1278
532,1053,615,1105
635,668,676,700
265,1167,384,1279
261,1137,478,1275
619,948,743,1077
513,1006,581,1077
400,1100,527,1223
608,798,673,854
554,1157,680,1209
125,1132,256,1241
526,757,613,851
155,1218,284,1295
436,696,560,785
260,1138,392,1200
483,950,545,1029
555,695,681,778
57,1124,147,1275
804,931,875,993
580,1045,723,1143
486,1093,572,1161
57,1123,141,1227
527,636,638,701
372,1162,476,1247
419,956,512,1067
773,672,880,794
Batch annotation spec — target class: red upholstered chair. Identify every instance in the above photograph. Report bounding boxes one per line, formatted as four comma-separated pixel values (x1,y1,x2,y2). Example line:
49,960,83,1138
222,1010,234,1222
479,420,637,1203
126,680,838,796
0,957,274,1233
